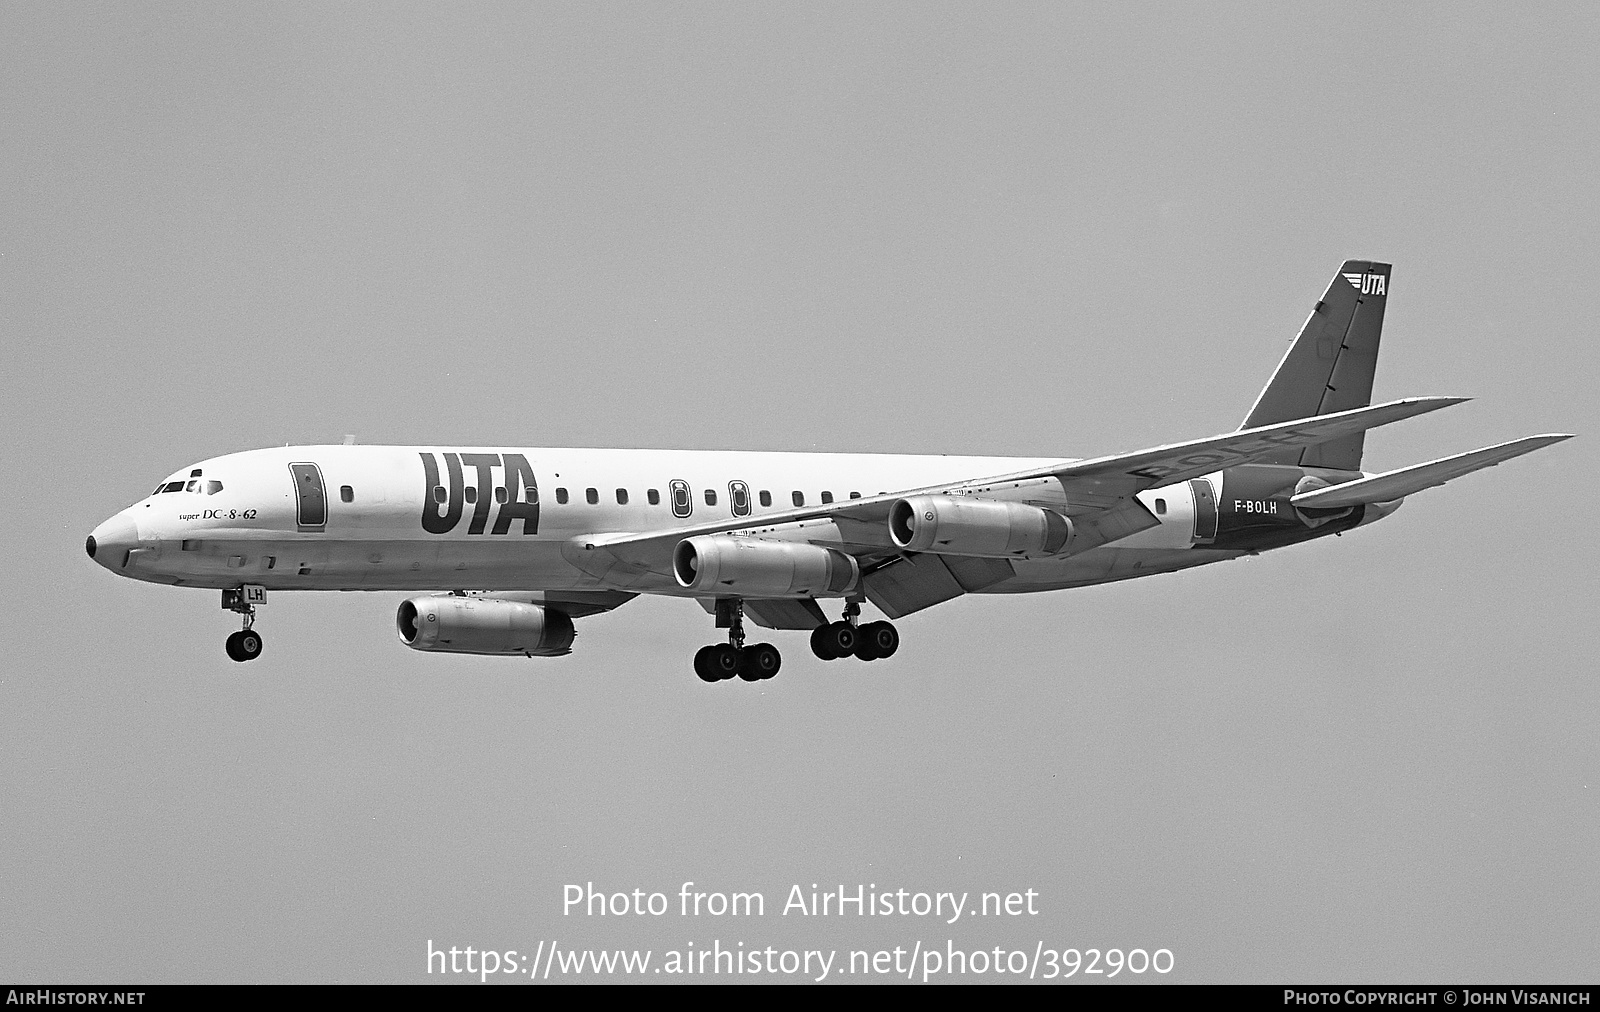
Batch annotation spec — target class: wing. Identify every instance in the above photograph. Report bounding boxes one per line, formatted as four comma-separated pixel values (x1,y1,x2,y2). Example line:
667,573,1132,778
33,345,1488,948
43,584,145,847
576,397,1468,585
479,590,638,618
1289,433,1573,510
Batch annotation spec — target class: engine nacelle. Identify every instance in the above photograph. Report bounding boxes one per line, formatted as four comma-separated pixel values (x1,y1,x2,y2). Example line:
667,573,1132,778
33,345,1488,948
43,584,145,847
889,495,1073,558
673,535,858,597
396,596,575,656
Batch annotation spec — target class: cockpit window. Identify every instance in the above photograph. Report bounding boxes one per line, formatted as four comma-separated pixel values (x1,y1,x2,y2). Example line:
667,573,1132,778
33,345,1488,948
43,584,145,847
153,477,221,495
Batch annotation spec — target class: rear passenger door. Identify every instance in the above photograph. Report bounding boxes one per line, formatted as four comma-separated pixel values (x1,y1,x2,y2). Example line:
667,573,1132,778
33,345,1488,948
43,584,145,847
1189,477,1217,544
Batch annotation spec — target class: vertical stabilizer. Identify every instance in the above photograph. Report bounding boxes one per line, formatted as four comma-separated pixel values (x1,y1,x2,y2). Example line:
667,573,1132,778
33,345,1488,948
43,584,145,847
1241,260,1391,469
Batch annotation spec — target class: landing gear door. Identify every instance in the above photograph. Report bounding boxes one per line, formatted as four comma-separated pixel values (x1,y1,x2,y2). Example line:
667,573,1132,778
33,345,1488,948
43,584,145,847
1190,477,1218,544
289,462,327,530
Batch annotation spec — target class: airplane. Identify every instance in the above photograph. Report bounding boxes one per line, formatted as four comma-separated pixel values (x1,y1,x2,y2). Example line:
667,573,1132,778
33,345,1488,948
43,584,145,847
86,260,1572,682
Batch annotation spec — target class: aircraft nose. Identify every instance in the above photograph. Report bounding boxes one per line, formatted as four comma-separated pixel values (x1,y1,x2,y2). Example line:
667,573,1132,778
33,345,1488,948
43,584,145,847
86,513,141,570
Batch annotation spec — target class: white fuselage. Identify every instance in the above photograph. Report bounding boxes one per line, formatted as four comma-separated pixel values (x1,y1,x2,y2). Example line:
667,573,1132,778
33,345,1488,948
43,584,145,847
90,445,1241,599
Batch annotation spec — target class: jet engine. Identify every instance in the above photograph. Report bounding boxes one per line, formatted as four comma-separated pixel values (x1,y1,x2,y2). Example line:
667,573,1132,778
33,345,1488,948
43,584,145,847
673,535,857,597
396,596,575,656
889,495,1073,558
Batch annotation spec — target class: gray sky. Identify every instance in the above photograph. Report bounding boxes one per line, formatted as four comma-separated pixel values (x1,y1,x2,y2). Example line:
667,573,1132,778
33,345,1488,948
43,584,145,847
3,3,1596,983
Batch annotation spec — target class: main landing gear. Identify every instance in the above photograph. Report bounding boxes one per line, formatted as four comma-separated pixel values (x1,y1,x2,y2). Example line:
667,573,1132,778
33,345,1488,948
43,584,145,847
809,599,899,663
694,599,781,683
222,586,264,663
692,599,901,682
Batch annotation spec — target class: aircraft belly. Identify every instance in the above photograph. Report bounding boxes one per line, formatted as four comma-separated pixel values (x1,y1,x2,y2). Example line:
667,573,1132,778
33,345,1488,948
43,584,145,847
149,537,597,592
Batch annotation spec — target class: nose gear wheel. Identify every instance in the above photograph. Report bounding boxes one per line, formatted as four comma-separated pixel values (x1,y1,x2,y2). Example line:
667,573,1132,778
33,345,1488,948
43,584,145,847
221,587,265,663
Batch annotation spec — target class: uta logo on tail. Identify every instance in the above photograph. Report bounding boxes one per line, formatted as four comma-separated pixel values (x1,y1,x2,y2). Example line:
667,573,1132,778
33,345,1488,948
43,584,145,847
1343,272,1387,296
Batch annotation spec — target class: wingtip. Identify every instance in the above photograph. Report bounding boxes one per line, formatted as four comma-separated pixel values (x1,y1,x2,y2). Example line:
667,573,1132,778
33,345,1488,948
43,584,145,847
1388,395,1471,406
1382,395,1471,411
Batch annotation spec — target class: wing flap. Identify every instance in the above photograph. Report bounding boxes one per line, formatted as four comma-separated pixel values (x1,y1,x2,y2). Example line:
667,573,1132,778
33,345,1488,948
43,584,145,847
743,598,830,630
1289,434,1574,509
1063,498,1162,553
860,554,1014,619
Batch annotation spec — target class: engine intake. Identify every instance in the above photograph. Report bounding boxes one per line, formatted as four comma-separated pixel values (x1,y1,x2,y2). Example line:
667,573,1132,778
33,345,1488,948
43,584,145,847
673,535,857,597
889,495,1073,558
396,596,575,656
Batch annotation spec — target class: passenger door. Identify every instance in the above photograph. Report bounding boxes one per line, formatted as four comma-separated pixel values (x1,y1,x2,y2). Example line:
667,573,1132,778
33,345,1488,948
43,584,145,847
1189,477,1217,544
289,462,328,531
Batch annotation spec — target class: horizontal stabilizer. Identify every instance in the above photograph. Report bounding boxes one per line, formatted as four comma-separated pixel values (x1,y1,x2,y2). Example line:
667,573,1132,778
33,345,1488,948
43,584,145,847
1038,396,1470,501
1289,434,1574,509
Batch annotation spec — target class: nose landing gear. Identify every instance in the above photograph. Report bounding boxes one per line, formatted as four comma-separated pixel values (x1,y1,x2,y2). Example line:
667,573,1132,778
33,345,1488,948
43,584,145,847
222,586,265,663
225,628,263,663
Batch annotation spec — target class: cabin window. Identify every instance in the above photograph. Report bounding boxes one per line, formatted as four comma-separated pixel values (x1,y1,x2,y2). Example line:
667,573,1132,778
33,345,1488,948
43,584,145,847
1154,498,1166,515
555,488,569,504
704,489,718,506
759,490,772,507
464,487,477,504
648,488,660,505
433,486,447,504
340,485,354,503
524,487,537,503
792,491,804,507
849,492,861,499
616,488,629,505
821,491,834,504
585,488,598,505
494,486,508,504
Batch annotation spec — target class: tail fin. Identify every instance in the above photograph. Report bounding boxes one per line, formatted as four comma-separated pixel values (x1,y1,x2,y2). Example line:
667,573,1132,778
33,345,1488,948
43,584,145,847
1242,259,1392,470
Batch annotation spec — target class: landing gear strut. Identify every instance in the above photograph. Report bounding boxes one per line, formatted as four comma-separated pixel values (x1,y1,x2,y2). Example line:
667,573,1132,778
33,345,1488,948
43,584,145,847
690,598,899,680
810,598,898,663
222,586,265,663
693,598,781,683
